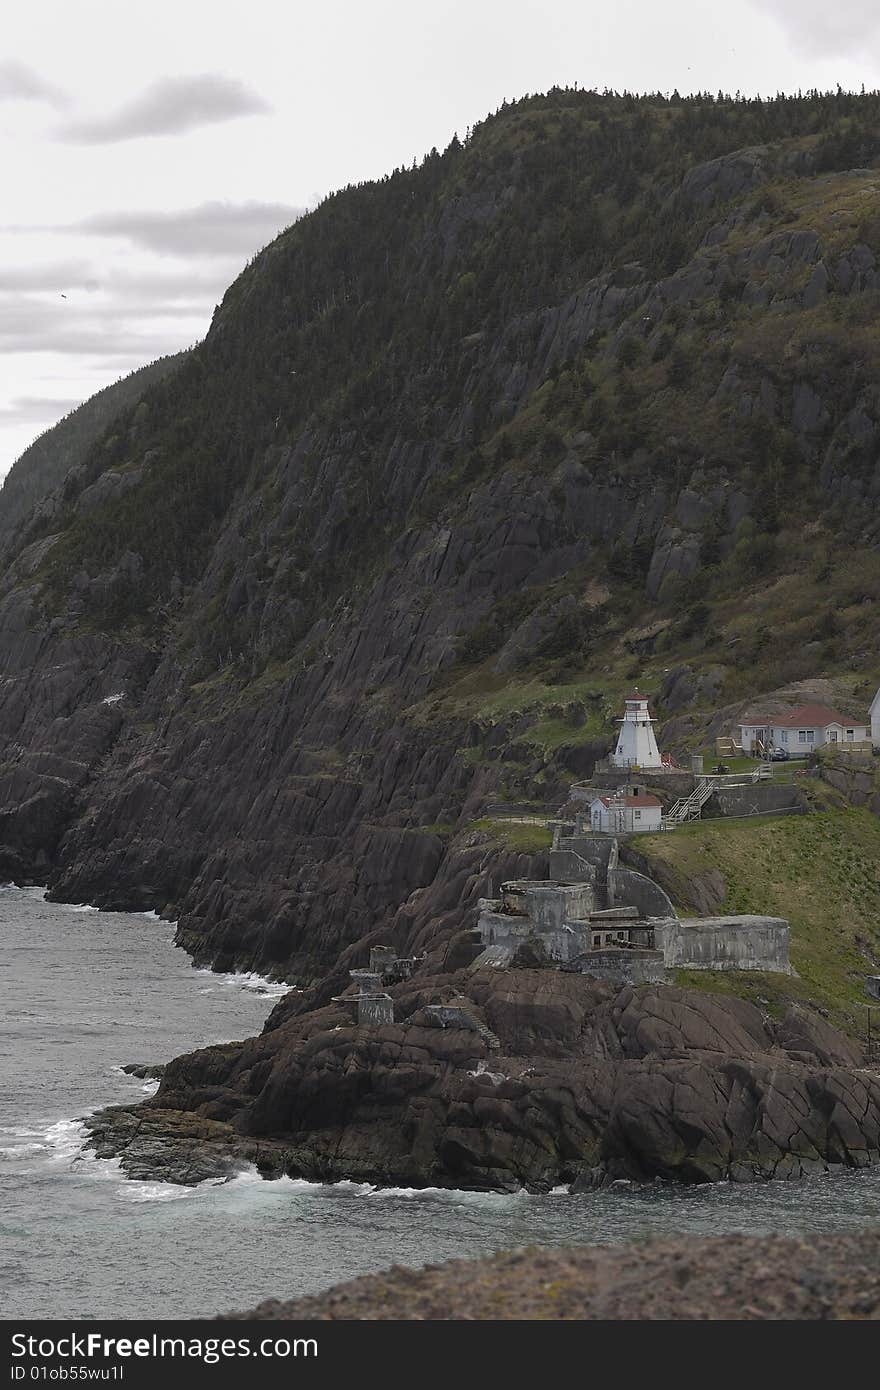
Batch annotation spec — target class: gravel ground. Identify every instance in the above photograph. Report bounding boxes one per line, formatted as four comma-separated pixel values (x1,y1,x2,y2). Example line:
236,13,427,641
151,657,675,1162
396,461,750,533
221,1231,880,1320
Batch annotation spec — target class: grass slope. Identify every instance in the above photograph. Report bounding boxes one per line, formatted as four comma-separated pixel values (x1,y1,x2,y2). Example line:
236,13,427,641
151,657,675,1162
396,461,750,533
636,809,880,1037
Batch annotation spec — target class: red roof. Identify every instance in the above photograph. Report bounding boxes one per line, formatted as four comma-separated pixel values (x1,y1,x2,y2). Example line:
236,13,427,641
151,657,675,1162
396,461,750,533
624,691,650,702
772,703,861,729
739,703,863,729
597,794,661,808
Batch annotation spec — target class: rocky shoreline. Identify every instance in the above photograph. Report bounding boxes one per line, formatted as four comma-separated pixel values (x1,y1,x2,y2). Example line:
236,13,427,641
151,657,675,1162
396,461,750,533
85,970,880,1192
218,1231,880,1320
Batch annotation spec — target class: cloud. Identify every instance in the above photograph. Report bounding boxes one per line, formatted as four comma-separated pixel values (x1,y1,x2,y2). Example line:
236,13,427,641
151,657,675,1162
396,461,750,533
0,262,98,293
0,292,203,358
74,200,302,257
0,394,82,426
749,0,880,57
0,59,68,107
56,73,271,144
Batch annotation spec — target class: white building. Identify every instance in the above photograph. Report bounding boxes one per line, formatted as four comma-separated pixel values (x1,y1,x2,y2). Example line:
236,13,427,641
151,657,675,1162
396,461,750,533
738,703,869,755
871,686,880,749
590,789,663,834
610,690,663,769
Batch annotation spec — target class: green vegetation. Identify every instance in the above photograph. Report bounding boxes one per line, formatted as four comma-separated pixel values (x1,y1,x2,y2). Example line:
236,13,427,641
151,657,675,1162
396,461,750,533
2,87,879,809
0,352,187,549
470,818,554,853
638,809,880,1036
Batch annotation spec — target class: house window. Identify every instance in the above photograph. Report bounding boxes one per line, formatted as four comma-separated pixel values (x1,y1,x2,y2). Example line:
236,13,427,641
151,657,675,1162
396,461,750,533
846,729,854,740
592,935,600,948
634,809,641,820
780,730,788,744
798,729,815,744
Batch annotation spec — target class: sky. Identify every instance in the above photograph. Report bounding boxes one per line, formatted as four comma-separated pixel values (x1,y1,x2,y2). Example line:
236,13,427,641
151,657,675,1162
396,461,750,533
2,0,879,477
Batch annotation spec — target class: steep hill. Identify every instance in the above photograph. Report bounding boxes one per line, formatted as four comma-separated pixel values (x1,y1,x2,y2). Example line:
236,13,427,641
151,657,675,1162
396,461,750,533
2,88,880,984
0,352,188,556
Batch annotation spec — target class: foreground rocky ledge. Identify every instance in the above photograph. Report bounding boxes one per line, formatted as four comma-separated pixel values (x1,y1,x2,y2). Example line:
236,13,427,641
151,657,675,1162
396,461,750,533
219,1232,880,1320
85,972,880,1190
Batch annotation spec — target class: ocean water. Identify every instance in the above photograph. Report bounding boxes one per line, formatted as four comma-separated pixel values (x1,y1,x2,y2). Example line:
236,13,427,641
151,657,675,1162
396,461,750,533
2,886,879,1320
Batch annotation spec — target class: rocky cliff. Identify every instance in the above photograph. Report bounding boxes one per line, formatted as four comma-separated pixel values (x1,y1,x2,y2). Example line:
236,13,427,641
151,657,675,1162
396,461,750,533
86,972,880,1191
1,89,880,988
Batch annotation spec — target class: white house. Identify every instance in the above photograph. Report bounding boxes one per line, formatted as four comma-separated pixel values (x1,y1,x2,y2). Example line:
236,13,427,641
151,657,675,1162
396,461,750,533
590,789,663,834
610,691,663,769
738,703,870,755
871,686,880,750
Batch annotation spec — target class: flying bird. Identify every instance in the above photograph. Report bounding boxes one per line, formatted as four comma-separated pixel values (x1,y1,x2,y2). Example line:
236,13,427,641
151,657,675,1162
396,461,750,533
60,293,67,299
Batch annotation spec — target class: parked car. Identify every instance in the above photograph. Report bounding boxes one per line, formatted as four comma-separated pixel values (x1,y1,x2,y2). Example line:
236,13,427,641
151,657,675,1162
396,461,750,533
768,747,789,761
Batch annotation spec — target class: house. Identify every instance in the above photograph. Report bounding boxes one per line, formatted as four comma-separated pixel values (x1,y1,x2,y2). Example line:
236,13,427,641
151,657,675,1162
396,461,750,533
871,686,880,750
589,787,663,834
610,690,663,769
738,703,869,755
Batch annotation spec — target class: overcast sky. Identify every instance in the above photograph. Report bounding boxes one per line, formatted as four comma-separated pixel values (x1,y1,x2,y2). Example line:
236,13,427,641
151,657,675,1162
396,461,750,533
2,0,879,477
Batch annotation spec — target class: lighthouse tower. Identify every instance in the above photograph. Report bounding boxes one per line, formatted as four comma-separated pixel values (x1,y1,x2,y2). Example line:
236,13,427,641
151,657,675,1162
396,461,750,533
611,690,663,769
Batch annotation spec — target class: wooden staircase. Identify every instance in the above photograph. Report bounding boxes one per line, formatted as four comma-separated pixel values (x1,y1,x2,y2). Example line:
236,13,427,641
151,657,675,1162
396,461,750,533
664,776,719,826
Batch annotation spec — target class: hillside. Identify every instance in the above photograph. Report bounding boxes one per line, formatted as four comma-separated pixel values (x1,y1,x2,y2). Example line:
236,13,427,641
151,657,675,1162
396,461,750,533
0,351,188,556
630,807,880,1035
1,87,880,986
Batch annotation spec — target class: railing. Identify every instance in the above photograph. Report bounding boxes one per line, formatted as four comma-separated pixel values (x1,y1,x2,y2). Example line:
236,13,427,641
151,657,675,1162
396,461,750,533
664,776,719,826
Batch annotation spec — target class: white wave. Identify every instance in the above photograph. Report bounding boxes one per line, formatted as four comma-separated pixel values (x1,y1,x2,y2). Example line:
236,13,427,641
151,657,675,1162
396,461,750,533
42,1117,93,1164
120,1180,210,1204
141,1080,160,1094
0,1142,52,1160
193,966,292,999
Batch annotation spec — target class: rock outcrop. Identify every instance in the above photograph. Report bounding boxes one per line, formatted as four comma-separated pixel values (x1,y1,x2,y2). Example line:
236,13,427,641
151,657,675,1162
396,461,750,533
86,973,880,1191
220,1229,880,1320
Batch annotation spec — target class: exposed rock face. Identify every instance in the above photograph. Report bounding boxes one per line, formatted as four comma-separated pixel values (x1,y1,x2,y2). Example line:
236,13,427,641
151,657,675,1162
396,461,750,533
86,974,880,1191
221,1230,880,1320
1,93,880,994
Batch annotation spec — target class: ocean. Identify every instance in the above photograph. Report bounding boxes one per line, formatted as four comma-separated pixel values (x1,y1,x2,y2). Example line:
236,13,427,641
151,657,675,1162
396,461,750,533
2,885,878,1320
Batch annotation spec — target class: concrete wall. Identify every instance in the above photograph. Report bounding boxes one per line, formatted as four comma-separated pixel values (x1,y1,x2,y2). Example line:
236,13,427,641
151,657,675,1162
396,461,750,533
607,863,677,919
369,946,397,974
477,909,532,947
703,782,806,820
554,836,616,881
570,948,667,986
424,1005,480,1029
582,769,696,798
657,914,790,973
548,848,596,883
358,994,394,1025
525,882,595,931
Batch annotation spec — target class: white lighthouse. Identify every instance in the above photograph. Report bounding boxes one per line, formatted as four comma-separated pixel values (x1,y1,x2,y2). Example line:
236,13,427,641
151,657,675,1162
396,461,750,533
610,690,663,770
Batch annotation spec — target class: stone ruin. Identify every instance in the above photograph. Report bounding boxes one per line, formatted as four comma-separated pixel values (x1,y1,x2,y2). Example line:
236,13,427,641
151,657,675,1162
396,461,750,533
336,841,791,1026
473,836,791,986
334,945,421,1026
